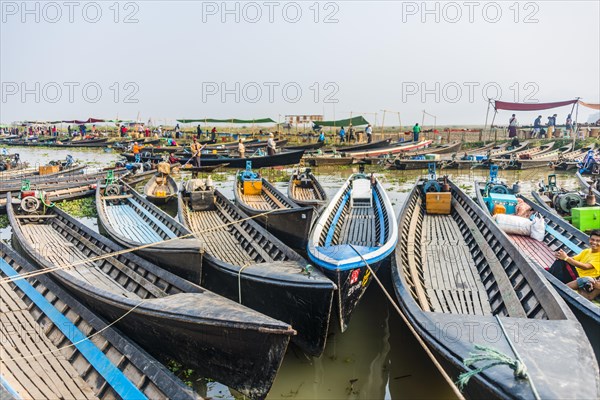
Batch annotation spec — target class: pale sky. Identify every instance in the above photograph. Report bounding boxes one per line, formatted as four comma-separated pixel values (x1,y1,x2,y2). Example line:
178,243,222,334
1,0,599,126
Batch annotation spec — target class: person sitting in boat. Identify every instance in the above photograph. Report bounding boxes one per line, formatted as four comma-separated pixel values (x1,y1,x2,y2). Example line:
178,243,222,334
132,142,142,155
267,133,277,156
548,229,600,284
510,136,520,149
567,276,600,301
168,153,179,164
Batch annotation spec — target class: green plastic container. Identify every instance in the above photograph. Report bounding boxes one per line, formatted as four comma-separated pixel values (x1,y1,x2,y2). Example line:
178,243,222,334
572,206,600,232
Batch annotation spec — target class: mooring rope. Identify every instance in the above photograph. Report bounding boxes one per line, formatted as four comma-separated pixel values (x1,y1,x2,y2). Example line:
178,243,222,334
0,208,280,285
456,315,541,400
347,244,466,400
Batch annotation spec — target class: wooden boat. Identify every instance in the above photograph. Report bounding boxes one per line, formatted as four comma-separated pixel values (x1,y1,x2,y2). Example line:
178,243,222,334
393,177,599,399
96,182,205,283
553,144,597,171
0,243,200,400
386,158,446,171
283,141,325,151
321,138,392,153
511,141,555,159
143,173,178,204
287,168,329,210
402,140,462,157
178,182,335,356
1,167,128,195
175,140,289,157
0,180,108,212
343,140,434,158
180,162,230,173
307,172,398,332
3,137,109,148
577,171,600,199
440,143,503,169
303,155,355,167
0,163,85,187
7,194,294,399
489,141,529,159
494,143,573,170
122,149,305,168
234,169,314,250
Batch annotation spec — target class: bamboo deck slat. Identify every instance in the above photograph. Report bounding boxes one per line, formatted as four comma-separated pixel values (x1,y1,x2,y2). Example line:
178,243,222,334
20,224,140,299
0,283,97,400
422,213,492,316
186,209,255,265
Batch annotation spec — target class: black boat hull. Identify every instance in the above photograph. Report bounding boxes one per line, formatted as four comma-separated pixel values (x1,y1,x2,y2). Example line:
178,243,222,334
237,203,313,250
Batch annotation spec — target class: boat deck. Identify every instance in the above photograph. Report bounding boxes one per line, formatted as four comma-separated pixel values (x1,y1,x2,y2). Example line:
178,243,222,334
0,282,97,400
292,186,319,202
185,210,257,265
104,198,177,244
336,206,377,247
509,234,555,269
21,224,140,299
239,190,289,211
423,214,492,315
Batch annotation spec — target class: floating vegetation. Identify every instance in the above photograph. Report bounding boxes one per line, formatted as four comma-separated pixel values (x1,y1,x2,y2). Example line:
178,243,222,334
166,360,194,387
0,215,9,229
55,197,97,218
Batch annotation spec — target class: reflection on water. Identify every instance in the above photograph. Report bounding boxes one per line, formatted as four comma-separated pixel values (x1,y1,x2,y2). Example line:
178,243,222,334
0,146,589,399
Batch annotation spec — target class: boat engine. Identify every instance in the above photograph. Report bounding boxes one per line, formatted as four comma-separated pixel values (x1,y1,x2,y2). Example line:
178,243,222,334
422,163,441,194
552,192,583,215
20,190,50,213
104,184,122,197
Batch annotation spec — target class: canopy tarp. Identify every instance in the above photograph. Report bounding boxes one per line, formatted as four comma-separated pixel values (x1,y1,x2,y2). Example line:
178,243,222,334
177,118,276,124
62,118,106,124
494,99,578,111
315,116,369,127
579,101,600,110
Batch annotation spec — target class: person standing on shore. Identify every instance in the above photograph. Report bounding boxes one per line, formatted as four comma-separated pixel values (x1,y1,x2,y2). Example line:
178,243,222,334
339,127,346,143
366,124,373,143
547,115,556,138
533,115,542,138
508,114,518,138
566,114,573,138
348,124,355,143
412,123,421,142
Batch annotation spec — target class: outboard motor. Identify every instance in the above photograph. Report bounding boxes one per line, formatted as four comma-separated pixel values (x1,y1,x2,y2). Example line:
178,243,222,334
553,192,584,215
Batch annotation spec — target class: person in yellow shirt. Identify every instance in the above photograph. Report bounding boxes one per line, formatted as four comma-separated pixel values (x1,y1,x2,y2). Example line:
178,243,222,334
549,230,600,283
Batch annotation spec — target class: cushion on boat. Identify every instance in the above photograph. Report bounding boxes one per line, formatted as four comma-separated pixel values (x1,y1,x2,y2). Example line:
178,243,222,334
351,179,372,208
